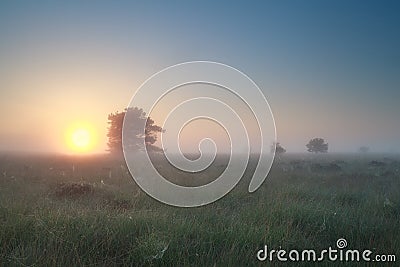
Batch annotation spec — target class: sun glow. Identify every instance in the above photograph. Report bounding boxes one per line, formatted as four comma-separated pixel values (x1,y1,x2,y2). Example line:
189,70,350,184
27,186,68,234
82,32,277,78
72,129,90,148
66,124,98,153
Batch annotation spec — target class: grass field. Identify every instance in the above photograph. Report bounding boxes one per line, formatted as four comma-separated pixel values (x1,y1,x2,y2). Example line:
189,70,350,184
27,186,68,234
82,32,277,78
0,153,399,266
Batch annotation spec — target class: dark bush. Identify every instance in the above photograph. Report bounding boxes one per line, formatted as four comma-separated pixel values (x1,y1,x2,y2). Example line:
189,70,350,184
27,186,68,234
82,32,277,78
54,182,94,198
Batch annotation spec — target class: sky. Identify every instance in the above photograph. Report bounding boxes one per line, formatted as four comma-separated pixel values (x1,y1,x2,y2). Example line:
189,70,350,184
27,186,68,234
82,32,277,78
0,0,399,154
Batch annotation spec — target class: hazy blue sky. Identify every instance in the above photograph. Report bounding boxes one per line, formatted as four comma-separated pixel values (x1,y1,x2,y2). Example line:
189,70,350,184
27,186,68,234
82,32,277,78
0,1,399,153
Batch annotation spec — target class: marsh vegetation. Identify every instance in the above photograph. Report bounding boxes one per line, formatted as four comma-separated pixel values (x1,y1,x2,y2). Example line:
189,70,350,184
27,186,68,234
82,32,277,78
0,153,399,266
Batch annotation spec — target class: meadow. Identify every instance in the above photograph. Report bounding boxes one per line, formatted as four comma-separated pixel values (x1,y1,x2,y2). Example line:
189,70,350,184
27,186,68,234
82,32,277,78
0,152,399,266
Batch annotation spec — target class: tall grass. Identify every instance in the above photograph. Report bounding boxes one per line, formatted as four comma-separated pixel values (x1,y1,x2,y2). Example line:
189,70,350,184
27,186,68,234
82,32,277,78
0,153,399,266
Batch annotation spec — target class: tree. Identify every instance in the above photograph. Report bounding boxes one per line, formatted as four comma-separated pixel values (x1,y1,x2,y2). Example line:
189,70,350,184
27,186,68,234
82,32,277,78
271,142,286,154
306,138,328,153
107,107,164,155
358,146,369,153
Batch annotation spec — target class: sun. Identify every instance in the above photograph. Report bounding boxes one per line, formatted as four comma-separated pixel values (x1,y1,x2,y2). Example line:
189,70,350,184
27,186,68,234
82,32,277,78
66,124,97,153
72,129,90,149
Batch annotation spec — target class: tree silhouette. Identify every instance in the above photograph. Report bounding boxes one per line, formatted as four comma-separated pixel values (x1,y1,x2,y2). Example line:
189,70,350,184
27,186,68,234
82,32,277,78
107,107,163,155
306,138,328,153
358,146,369,153
271,142,286,154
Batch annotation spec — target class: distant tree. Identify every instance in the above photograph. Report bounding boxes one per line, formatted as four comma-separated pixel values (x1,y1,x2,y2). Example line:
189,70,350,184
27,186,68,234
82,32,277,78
306,138,328,153
107,107,164,155
358,146,369,153
271,142,286,154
